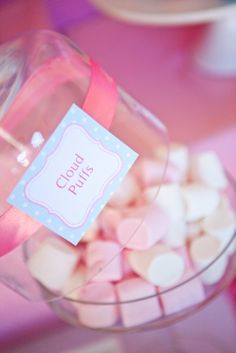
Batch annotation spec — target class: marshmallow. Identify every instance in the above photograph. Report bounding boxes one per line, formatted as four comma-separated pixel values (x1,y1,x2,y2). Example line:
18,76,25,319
63,266,87,300
99,207,122,240
122,250,135,277
202,202,236,256
109,174,140,207
132,157,182,187
116,206,168,250
86,240,122,282
190,235,228,285
155,143,189,181
81,221,98,242
131,157,166,187
128,245,185,287
182,183,220,222
116,277,162,327
160,269,205,315
144,184,186,221
190,152,227,189
164,219,187,248
186,221,203,240
76,282,118,328
27,237,79,292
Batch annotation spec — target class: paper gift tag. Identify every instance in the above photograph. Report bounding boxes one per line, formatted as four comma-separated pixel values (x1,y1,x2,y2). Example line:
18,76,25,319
8,104,138,245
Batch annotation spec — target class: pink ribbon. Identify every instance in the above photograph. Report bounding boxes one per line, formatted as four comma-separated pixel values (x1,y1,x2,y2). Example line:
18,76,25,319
0,59,117,257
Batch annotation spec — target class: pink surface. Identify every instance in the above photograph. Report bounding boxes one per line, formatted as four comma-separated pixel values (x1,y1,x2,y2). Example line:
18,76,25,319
0,10,236,352
0,0,51,42
68,18,236,147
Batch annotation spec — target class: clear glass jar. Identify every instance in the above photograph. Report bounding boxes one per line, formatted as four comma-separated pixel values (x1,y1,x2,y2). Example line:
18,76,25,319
0,31,235,332
0,30,168,300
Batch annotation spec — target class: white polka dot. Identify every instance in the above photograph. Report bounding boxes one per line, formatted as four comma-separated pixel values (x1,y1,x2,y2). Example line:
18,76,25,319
116,144,120,149
93,126,98,132
70,234,75,239
30,165,36,171
51,137,56,143
82,117,87,123
59,226,64,232
47,218,52,224
90,217,95,223
109,191,114,196
81,231,85,237
118,177,123,182
100,204,105,210
35,210,40,216
105,136,110,141
126,153,131,158
20,179,26,186
72,120,77,123
61,122,66,128
23,202,28,208
9,194,15,200
41,151,46,156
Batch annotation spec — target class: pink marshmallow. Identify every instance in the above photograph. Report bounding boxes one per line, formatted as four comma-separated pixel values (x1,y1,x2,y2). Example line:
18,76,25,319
132,157,183,187
116,205,168,250
160,269,205,315
122,250,135,278
99,207,122,241
86,240,122,282
76,282,118,328
116,277,162,327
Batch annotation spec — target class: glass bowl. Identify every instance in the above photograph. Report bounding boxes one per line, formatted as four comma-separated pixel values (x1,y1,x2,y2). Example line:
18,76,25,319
35,172,236,332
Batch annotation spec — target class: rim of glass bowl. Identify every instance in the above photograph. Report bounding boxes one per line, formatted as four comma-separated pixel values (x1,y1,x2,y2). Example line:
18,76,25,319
23,171,236,305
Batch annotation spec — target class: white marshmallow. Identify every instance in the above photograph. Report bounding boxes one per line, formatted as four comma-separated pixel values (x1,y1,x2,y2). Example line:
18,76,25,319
27,237,79,292
190,152,227,189
164,219,187,248
190,234,228,285
128,245,185,287
203,202,236,255
109,174,140,207
156,143,189,181
144,184,186,221
182,183,220,222
63,266,87,300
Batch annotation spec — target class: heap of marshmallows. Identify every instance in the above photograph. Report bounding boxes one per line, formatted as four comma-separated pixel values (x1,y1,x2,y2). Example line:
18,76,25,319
28,144,236,328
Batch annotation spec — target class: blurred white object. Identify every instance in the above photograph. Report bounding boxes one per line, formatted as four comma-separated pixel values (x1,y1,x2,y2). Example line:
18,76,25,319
128,244,185,287
182,183,220,222
190,234,228,285
190,151,227,189
195,15,236,75
28,237,79,292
